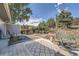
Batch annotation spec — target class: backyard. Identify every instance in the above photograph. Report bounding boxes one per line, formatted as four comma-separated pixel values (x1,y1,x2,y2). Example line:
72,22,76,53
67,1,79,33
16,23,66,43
0,3,79,56
8,3,79,55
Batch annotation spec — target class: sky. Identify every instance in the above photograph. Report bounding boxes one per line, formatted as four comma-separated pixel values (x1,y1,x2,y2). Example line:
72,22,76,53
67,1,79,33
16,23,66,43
29,3,79,21
15,17,43,26
16,3,79,26
29,3,57,21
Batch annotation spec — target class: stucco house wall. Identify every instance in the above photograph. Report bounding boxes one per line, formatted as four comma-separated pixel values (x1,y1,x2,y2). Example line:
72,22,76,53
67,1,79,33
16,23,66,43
0,19,21,50
0,19,6,38
0,19,8,50
0,3,11,50
6,24,21,35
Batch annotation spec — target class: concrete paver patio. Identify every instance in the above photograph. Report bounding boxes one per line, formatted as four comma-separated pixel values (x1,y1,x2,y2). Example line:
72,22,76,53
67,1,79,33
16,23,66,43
0,35,73,56
25,39,56,56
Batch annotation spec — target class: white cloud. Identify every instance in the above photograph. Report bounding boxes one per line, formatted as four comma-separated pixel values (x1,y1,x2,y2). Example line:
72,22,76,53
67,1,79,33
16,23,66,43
54,3,69,13
64,7,69,11
54,3,63,7
15,17,45,26
54,4,57,8
57,3,63,6
54,4,61,13
26,17,43,26
57,9,61,13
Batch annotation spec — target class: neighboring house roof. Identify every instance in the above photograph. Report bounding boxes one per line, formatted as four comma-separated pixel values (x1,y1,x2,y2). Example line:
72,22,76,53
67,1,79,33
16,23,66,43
0,3,11,23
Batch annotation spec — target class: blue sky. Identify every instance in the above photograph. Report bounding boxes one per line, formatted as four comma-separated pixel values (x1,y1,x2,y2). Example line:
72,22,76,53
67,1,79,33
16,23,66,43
58,3,79,17
16,3,79,26
29,3,56,21
29,3,79,21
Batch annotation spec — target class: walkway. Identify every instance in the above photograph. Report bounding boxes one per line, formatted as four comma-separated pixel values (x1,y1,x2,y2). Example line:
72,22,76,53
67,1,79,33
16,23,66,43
0,35,73,56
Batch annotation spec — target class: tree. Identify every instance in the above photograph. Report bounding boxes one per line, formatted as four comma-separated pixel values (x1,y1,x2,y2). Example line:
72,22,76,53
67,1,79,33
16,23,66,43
74,17,79,21
38,18,55,33
39,18,55,28
57,10,72,20
47,18,55,28
9,3,32,23
39,21,47,28
56,10,73,28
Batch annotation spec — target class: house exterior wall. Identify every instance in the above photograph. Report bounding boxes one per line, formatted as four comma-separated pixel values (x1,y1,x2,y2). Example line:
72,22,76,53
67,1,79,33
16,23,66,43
0,3,11,50
0,39,8,50
0,19,6,38
0,19,8,50
6,24,21,35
